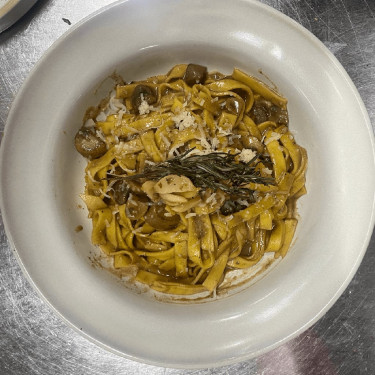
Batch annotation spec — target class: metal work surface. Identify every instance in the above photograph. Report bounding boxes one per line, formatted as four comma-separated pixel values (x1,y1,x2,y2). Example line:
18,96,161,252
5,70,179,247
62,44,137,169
0,0,374,373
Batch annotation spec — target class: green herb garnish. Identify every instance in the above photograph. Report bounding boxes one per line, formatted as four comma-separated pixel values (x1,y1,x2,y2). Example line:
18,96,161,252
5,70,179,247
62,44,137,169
108,149,274,197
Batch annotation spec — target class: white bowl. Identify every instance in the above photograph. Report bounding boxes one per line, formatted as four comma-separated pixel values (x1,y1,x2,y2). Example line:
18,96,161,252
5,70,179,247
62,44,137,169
0,0,38,33
1,0,375,368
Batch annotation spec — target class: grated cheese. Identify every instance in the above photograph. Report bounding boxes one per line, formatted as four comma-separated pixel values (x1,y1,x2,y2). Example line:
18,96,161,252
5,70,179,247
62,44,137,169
217,127,232,137
145,160,156,166
96,111,107,122
206,193,217,204
228,134,241,145
236,199,249,207
84,118,95,128
98,188,111,199
108,164,116,174
127,193,136,205
115,109,125,126
199,137,211,150
239,149,256,163
264,132,282,145
168,143,183,158
262,167,273,175
138,94,154,115
87,170,96,183
96,129,106,143
172,110,197,131
211,137,219,150
109,96,126,113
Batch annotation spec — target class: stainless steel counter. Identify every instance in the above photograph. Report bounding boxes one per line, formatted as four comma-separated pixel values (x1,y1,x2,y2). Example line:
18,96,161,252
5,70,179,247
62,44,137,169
1,1,374,373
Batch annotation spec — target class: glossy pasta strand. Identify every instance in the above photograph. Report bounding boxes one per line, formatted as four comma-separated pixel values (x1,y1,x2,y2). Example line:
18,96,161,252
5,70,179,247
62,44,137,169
75,64,307,297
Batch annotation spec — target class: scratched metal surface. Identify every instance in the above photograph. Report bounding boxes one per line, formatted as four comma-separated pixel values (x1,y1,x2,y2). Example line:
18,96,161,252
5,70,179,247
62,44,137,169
0,0,374,374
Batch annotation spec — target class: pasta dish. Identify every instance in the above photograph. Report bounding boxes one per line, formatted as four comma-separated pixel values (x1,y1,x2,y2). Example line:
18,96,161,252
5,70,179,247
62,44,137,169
74,64,307,296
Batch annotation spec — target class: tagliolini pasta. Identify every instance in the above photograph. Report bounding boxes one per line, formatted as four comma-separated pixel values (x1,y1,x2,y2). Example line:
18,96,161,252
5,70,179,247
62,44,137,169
75,64,307,296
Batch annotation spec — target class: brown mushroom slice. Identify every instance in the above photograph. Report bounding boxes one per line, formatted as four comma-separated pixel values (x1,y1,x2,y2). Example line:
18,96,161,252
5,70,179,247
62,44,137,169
220,200,238,216
225,97,243,115
74,129,107,159
112,180,130,205
144,204,180,230
126,180,145,195
131,84,157,113
249,99,272,125
183,64,208,86
240,134,264,153
240,240,252,257
269,105,289,125
125,194,149,220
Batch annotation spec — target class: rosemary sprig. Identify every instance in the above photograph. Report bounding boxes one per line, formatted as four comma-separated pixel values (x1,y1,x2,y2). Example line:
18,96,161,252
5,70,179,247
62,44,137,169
107,149,274,197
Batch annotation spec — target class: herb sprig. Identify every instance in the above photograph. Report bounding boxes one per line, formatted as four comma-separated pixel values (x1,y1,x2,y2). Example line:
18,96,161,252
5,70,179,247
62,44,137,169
108,149,274,197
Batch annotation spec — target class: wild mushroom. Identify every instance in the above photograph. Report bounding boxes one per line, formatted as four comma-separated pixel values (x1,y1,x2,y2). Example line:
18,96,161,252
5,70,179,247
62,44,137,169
125,193,149,220
74,129,107,159
131,84,157,113
144,204,180,230
183,64,208,86
112,180,130,205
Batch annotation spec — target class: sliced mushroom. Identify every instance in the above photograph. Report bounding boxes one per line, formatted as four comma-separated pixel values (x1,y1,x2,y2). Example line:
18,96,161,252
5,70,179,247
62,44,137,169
131,84,157,113
154,175,197,195
183,64,207,86
125,194,149,220
74,129,107,159
240,240,252,257
241,135,264,153
112,180,130,205
220,199,248,216
225,97,243,115
126,180,145,195
220,200,237,216
269,105,289,125
144,204,180,230
250,100,271,125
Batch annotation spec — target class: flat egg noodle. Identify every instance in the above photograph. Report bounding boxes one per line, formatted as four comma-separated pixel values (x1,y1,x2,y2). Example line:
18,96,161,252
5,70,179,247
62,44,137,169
80,64,307,296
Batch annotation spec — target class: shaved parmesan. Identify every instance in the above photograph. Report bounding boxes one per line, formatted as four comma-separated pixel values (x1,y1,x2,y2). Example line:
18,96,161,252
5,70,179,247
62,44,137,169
211,137,219,149
84,118,96,128
264,132,282,145
262,167,273,175
96,111,107,122
206,193,217,204
172,110,197,131
239,149,256,163
138,94,154,115
96,129,106,143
